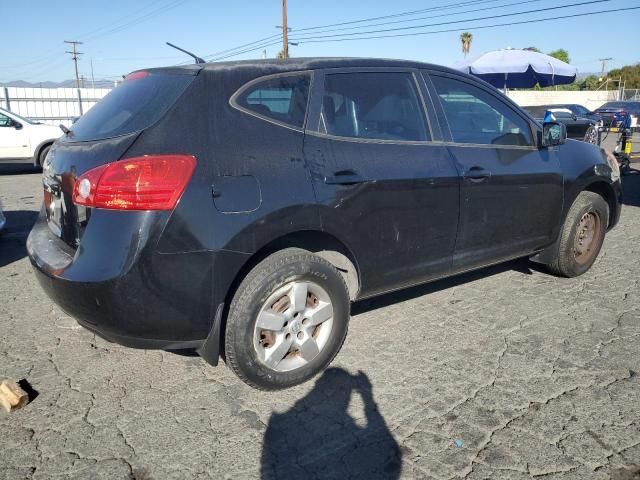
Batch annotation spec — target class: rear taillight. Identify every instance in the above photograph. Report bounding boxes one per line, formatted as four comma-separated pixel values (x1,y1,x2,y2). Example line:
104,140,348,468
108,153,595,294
125,71,149,81
72,155,196,210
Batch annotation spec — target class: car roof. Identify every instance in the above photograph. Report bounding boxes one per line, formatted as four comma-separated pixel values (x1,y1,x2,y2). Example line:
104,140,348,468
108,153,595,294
144,57,464,76
600,101,640,106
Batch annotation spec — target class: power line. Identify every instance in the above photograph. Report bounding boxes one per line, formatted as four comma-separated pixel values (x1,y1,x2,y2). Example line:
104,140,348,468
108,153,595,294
289,6,640,44
81,0,192,43
291,0,501,33
290,0,612,41
201,0,508,62
201,33,283,60
210,39,285,62
75,0,167,40
200,0,508,63
0,0,176,70
291,0,548,37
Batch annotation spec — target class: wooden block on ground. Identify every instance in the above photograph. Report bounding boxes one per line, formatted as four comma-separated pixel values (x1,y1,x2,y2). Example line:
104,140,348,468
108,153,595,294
0,380,29,412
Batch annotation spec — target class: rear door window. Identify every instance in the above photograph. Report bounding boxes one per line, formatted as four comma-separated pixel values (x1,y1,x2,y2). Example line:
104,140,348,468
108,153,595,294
233,74,310,128
317,72,429,141
431,75,533,146
69,71,194,142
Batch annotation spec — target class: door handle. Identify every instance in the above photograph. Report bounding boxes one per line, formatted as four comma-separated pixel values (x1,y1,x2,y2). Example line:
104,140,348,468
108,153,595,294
463,166,491,183
324,170,366,185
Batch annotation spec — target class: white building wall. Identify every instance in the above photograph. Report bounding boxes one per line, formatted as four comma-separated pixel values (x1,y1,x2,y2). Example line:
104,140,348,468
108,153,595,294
507,90,618,110
0,87,111,127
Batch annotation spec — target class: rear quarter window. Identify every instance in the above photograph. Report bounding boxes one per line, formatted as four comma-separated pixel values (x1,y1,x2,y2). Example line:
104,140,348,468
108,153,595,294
232,73,310,128
69,72,194,142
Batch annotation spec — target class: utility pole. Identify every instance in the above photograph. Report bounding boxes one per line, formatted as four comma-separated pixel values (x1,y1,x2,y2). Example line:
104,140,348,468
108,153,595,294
598,57,612,80
90,58,95,89
64,40,84,88
282,0,288,59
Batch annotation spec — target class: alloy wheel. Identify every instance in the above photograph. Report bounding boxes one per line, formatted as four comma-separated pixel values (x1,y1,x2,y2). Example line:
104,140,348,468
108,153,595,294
253,281,334,372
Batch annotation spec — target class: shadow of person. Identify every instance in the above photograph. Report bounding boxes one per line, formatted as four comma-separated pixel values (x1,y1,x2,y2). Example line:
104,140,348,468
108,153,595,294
261,368,401,480
622,168,640,207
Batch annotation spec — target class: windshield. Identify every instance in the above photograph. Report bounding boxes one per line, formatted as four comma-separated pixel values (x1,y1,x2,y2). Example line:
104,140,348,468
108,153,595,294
68,71,194,141
0,108,37,125
599,102,626,110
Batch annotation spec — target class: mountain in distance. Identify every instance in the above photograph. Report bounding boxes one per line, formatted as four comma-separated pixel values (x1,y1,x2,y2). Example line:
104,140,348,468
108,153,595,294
2,79,117,88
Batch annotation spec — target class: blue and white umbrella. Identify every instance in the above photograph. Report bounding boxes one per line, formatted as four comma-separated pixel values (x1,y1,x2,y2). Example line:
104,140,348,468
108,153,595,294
454,49,577,89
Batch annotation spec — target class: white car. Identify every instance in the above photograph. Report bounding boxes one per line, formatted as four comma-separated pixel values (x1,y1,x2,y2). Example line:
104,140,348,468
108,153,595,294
0,107,61,166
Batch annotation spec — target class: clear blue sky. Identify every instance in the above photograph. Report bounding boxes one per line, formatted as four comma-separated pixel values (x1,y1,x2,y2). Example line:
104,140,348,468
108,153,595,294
1,0,638,83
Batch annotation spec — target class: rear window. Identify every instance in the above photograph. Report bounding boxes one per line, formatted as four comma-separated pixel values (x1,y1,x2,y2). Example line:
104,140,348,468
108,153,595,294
69,72,194,141
233,74,310,128
599,102,626,109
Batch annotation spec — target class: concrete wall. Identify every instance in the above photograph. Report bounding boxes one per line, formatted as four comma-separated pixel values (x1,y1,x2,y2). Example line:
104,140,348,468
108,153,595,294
507,90,618,110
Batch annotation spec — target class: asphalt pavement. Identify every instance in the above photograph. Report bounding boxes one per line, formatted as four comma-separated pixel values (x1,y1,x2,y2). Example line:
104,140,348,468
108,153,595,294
1,158,639,479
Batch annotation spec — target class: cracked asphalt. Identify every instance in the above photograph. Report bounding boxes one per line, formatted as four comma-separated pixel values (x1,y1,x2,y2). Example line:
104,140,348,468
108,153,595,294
1,163,639,480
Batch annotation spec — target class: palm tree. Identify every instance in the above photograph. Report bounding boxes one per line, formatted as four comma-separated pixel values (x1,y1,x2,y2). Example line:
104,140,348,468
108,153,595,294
460,32,473,57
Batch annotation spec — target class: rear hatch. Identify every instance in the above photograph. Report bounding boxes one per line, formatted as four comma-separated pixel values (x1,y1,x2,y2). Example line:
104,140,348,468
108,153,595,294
42,69,197,249
595,106,625,125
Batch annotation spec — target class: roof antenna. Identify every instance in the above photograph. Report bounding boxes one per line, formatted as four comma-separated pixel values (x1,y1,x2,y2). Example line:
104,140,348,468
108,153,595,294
166,42,205,64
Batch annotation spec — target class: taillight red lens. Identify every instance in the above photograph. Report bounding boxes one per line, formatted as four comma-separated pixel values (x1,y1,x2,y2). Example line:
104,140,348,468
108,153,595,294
125,71,149,81
72,155,196,210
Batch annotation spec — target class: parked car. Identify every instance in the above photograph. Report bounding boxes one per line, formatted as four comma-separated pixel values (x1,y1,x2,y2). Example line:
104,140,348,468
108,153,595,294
27,59,622,390
539,103,602,123
0,204,5,232
594,101,640,128
522,106,599,143
0,107,61,166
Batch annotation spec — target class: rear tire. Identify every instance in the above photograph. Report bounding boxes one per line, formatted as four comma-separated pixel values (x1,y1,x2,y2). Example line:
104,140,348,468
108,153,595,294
546,191,608,278
224,248,350,390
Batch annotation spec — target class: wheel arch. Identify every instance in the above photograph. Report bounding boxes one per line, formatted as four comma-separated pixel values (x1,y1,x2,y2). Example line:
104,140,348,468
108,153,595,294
531,181,617,266
583,180,617,229
227,230,361,304
199,230,361,366
33,139,54,166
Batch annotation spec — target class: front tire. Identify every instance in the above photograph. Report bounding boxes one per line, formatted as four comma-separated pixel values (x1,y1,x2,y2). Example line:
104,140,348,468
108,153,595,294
37,144,51,167
224,248,350,390
583,125,598,144
546,191,608,277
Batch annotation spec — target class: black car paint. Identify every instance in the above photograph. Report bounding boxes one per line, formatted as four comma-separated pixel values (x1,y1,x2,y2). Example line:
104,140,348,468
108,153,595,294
594,101,640,127
27,58,622,364
522,105,597,140
551,104,602,123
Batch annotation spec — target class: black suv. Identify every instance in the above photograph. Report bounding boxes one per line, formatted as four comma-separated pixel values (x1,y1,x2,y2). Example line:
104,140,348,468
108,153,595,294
28,59,622,390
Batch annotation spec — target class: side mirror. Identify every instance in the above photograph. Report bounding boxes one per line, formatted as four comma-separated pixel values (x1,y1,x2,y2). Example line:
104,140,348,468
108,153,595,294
542,121,567,147
11,119,22,130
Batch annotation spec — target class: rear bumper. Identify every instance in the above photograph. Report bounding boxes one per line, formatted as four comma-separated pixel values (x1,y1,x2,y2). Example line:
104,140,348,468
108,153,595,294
27,210,242,351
